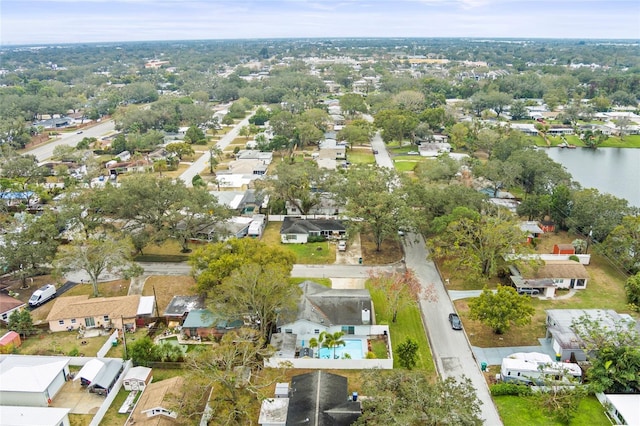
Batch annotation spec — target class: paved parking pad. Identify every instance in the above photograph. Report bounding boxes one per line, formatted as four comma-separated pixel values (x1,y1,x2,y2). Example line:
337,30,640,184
472,339,557,366
51,379,105,414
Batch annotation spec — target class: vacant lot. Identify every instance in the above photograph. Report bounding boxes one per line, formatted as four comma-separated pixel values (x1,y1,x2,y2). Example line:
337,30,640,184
142,275,197,314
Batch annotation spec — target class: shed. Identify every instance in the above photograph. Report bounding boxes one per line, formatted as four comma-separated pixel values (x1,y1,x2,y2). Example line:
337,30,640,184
0,355,71,407
123,366,153,391
0,406,71,426
553,244,576,255
0,331,22,350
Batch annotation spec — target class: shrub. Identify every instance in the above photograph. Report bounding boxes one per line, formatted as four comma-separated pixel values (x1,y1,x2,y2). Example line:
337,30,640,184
307,235,326,243
569,255,580,262
365,352,377,359
490,383,532,396
68,347,80,357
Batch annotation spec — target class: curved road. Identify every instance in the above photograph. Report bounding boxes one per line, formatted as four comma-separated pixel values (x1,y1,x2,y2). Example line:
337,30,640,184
28,120,116,162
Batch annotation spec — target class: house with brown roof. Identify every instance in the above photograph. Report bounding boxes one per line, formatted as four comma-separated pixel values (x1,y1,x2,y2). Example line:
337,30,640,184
126,376,185,425
511,260,590,298
46,295,141,332
0,293,26,323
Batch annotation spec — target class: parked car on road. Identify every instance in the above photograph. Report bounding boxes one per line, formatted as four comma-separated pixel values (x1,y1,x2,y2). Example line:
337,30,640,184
449,313,462,330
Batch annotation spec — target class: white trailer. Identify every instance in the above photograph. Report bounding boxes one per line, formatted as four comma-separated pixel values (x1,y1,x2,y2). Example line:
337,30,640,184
500,352,582,386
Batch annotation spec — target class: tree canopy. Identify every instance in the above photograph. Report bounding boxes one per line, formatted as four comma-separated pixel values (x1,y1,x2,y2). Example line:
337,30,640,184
468,285,535,334
189,238,296,294
355,370,482,425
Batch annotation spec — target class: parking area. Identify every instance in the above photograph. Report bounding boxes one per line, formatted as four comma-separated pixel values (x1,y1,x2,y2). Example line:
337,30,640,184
334,234,363,265
51,378,106,414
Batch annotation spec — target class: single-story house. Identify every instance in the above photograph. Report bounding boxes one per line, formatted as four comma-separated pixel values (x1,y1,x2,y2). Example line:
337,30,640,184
0,293,26,323
280,217,346,243
274,281,373,349
210,189,266,216
123,366,153,391
0,406,71,426
0,331,22,351
127,376,185,425
0,355,71,407
545,309,639,362
74,358,124,395
599,394,640,426
181,309,243,339
286,371,361,426
46,295,141,332
548,126,574,136
510,260,590,297
163,295,206,326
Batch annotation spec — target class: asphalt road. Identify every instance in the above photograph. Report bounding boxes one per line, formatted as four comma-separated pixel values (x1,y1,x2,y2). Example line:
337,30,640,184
368,128,502,424
178,113,255,187
29,120,116,162
404,233,502,424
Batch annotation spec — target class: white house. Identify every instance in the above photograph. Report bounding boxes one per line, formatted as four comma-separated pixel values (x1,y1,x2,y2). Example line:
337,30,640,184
0,355,71,407
266,281,392,369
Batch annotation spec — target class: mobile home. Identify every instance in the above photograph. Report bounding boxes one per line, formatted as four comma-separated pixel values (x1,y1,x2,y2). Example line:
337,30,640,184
500,353,582,386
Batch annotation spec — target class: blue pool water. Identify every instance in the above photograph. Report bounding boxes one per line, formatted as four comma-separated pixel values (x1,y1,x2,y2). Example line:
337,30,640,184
318,339,364,360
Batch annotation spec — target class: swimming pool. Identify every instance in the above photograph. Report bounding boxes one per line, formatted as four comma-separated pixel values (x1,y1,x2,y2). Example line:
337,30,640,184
318,339,364,360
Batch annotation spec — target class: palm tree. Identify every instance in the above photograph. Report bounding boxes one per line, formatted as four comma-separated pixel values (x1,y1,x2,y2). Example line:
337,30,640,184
320,331,346,359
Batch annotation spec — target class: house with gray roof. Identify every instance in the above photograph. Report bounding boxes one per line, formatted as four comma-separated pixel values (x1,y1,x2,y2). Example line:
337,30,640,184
545,309,639,361
286,371,361,426
163,295,206,325
280,217,346,243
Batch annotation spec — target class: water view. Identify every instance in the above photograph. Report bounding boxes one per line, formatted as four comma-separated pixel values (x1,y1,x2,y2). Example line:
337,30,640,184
544,147,640,207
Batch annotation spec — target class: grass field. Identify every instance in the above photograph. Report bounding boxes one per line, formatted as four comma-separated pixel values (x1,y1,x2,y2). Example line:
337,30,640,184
369,286,435,373
347,150,376,165
142,275,198,314
394,159,421,172
494,395,610,426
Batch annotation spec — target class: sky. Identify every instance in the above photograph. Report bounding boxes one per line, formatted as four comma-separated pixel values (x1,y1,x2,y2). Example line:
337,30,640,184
1,0,639,46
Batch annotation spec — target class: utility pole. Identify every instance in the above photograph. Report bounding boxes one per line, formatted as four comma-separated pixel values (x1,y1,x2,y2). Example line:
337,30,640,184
121,315,127,360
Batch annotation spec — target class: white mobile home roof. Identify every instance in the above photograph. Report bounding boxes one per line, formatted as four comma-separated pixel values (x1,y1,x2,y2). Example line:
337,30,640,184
0,406,70,426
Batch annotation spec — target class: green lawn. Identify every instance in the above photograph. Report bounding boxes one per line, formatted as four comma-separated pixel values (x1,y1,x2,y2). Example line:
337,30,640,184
261,222,336,264
347,151,376,165
394,159,421,172
494,395,610,426
369,286,435,373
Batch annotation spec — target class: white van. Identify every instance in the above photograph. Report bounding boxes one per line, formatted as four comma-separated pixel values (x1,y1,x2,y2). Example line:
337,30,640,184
28,284,57,307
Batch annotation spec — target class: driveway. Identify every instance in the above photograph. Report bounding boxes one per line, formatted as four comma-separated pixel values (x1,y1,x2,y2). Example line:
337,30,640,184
473,339,558,367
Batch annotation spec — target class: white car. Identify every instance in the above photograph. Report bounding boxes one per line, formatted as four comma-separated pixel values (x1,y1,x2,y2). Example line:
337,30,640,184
338,240,347,251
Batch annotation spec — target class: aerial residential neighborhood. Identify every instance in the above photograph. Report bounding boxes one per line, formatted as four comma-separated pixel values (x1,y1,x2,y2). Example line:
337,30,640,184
0,20,639,426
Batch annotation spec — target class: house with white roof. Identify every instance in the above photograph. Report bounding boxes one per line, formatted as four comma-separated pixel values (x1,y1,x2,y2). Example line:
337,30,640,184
0,406,71,426
598,393,640,425
0,355,71,407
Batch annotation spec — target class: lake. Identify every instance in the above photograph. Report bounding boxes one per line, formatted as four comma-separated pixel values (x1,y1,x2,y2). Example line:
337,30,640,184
544,147,640,208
